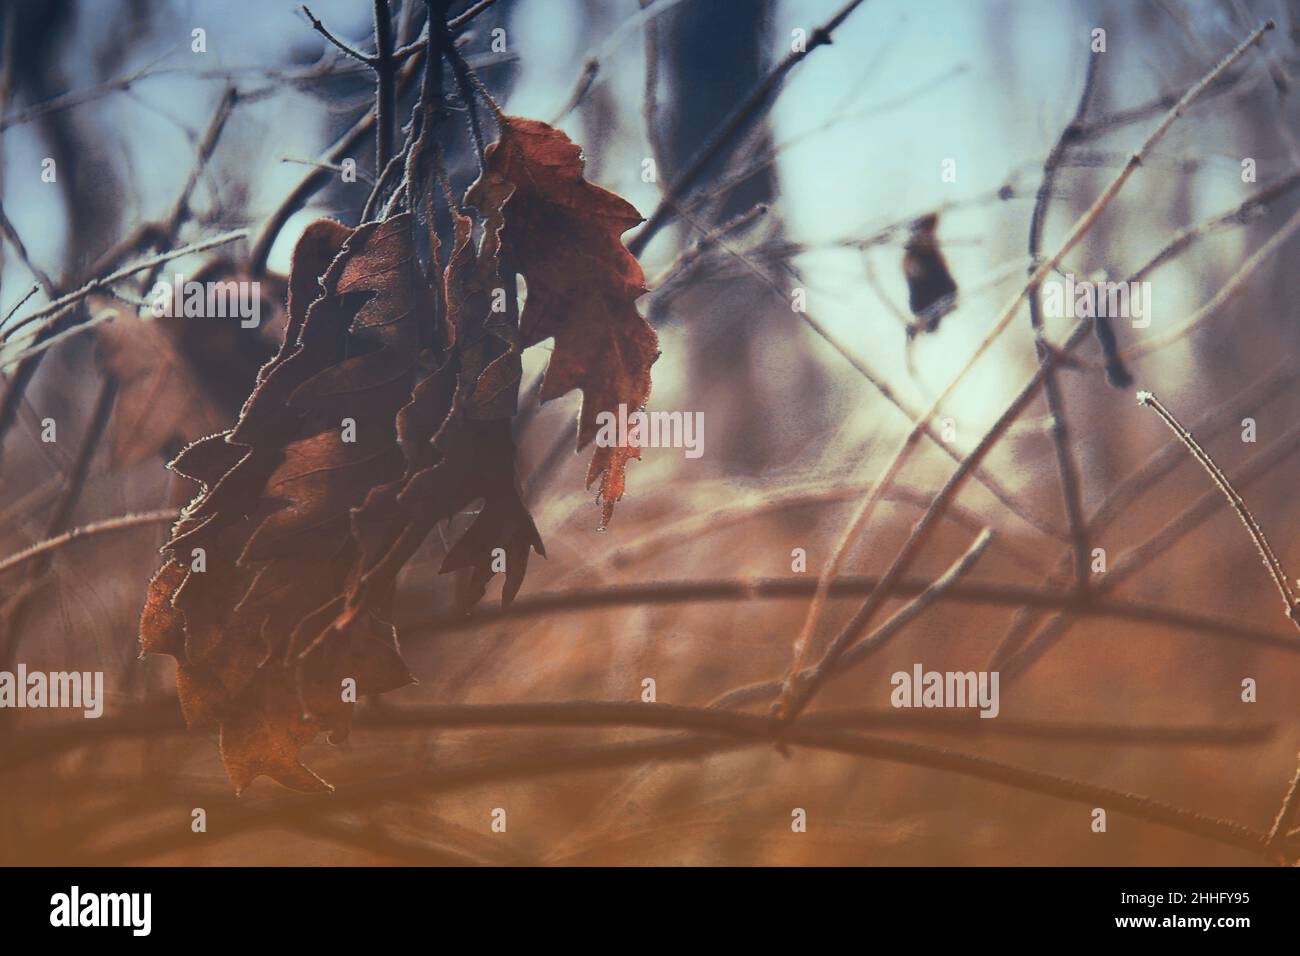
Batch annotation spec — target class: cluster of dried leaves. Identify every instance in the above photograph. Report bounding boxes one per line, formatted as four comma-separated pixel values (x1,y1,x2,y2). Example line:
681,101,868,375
139,117,659,792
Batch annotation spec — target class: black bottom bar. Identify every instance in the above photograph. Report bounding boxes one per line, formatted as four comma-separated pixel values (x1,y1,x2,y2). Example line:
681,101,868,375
3,866,1290,942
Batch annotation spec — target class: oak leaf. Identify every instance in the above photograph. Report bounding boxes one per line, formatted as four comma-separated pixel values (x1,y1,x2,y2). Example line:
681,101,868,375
472,117,660,526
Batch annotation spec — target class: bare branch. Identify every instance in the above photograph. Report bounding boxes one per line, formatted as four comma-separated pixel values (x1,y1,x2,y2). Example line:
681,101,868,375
0,510,176,578
1137,390,1298,629
302,5,375,65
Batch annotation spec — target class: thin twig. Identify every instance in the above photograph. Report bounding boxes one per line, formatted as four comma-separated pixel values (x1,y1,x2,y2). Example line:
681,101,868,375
399,574,1300,658
385,0,501,62
775,528,994,723
0,44,179,134
648,202,767,291
1137,390,1298,629
548,0,693,125
0,283,39,329
1128,168,1300,281
302,5,374,64
280,155,376,184
1266,755,1300,852
0,202,58,296
140,85,239,291
0,510,176,577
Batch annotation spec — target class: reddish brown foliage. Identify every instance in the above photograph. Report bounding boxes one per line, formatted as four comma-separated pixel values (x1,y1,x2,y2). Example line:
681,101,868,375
139,118,657,792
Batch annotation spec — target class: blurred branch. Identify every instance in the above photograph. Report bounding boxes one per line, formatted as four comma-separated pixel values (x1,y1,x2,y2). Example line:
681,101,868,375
287,815,530,866
2,697,1277,776
1114,200,1300,364
0,202,58,297
401,574,1300,654
139,85,239,291
0,375,117,676
549,0,692,124
63,722,1276,865
0,229,248,367
640,0,670,193
779,527,994,721
785,729,1272,857
1026,50,1099,594
628,0,871,256
596,479,1047,575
